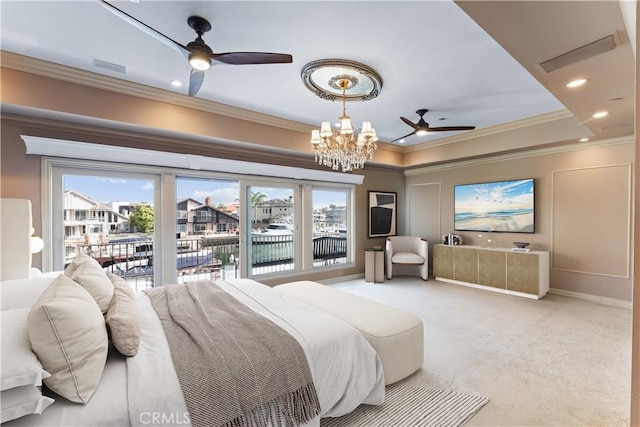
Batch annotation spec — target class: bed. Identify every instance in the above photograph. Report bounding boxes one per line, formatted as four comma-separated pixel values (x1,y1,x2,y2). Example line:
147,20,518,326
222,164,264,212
0,197,384,426
1,274,385,427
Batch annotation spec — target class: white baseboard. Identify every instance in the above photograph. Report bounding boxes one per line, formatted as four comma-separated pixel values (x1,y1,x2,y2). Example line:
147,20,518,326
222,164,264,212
319,273,365,285
549,288,632,309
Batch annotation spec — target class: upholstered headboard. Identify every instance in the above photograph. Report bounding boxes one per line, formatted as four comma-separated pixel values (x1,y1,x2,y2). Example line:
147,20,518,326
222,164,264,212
0,198,33,280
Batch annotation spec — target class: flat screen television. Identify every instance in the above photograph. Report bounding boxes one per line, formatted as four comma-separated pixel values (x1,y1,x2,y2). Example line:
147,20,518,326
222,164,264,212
454,178,534,233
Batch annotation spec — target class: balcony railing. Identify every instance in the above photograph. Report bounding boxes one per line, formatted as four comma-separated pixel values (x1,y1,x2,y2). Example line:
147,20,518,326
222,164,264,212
68,233,347,291
193,215,213,223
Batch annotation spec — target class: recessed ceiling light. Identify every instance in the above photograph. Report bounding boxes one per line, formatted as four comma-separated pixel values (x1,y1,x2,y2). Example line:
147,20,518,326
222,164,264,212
592,111,609,118
170,80,182,87
398,139,405,144
579,138,589,142
566,78,587,88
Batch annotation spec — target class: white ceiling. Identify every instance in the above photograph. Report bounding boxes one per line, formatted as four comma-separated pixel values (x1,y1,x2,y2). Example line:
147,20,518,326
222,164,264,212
0,0,574,147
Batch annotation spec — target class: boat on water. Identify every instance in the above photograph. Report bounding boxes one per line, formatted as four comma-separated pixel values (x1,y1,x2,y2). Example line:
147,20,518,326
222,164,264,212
252,224,294,244
254,223,294,235
106,251,221,276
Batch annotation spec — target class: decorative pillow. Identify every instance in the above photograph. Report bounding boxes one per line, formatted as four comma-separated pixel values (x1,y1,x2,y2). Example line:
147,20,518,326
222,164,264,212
105,273,141,356
0,385,54,423
1,308,50,391
64,253,114,313
28,274,108,404
1,275,57,311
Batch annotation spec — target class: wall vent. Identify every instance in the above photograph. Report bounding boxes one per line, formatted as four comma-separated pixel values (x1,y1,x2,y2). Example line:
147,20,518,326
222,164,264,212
92,58,126,74
539,35,616,73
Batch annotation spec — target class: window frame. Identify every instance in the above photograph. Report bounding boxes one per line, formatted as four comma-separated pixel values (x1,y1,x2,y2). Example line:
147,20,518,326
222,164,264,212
44,160,165,281
308,185,355,270
42,155,355,284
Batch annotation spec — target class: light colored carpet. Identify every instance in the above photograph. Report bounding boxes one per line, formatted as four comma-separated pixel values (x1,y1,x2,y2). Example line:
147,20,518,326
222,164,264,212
321,383,489,427
330,277,632,426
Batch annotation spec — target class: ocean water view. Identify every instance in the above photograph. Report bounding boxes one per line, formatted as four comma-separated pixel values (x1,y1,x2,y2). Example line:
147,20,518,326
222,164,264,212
454,209,534,233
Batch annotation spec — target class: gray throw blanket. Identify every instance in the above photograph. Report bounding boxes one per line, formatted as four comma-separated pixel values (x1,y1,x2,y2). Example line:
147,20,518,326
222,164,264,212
146,280,321,427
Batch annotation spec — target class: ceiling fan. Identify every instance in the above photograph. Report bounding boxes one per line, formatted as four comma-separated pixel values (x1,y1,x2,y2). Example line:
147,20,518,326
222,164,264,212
391,109,476,142
99,1,293,97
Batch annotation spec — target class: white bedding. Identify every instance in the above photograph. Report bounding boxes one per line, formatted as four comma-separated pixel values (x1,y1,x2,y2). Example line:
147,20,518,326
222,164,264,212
7,279,385,426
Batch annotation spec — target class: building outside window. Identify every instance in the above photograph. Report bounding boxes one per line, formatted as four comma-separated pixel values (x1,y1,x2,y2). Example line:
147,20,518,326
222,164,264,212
46,159,355,290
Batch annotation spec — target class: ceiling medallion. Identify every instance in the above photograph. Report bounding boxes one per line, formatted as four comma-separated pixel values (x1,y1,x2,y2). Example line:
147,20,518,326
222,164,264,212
302,59,382,172
301,59,383,101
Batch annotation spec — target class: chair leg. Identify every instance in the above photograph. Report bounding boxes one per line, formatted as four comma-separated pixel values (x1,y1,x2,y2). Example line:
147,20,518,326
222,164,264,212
420,264,428,281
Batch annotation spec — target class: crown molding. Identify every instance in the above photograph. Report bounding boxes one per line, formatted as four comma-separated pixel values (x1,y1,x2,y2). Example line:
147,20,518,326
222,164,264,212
2,107,330,173
1,52,578,157
402,109,575,152
22,135,365,185
1,51,314,133
404,135,634,175
375,141,404,153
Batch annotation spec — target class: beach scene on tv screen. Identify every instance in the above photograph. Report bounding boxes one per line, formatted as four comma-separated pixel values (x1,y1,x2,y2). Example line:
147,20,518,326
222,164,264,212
454,179,534,233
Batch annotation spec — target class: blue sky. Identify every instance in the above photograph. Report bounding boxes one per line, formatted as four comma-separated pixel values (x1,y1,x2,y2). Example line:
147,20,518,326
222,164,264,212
64,175,345,208
454,179,534,213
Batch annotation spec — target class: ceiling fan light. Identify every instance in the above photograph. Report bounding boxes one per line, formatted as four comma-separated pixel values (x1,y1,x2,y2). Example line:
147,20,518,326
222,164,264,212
189,54,211,71
416,129,428,136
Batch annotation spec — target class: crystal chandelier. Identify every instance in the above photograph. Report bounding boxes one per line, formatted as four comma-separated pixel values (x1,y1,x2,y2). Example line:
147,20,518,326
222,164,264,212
310,79,378,172
302,59,383,173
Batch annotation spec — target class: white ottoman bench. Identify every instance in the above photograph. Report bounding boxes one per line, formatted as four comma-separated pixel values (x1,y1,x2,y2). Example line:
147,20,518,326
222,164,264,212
274,280,424,385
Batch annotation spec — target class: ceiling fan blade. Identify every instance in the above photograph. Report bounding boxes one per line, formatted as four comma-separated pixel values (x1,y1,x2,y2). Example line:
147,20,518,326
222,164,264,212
390,131,417,142
211,52,293,65
400,116,419,130
427,126,476,132
188,69,205,96
99,0,190,59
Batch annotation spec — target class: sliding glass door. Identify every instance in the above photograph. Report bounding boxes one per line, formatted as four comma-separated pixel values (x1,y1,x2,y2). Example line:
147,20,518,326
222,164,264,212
52,168,160,291
312,188,350,267
46,158,354,286
246,185,296,276
175,177,240,283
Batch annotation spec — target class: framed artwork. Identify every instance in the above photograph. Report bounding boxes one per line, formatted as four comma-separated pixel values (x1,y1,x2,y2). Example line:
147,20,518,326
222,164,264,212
368,191,397,238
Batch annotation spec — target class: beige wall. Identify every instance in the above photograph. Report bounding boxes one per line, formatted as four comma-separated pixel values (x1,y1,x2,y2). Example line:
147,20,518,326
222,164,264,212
405,140,634,301
0,66,404,168
0,66,632,298
0,117,405,285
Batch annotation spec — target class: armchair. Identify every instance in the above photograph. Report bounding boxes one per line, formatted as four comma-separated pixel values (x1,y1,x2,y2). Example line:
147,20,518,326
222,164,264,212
385,236,428,280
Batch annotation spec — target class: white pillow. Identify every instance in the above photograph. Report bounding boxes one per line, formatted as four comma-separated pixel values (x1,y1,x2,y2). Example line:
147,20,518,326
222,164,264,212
28,274,108,404
64,253,114,313
105,273,141,357
1,276,56,311
1,308,50,391
0,385,54,423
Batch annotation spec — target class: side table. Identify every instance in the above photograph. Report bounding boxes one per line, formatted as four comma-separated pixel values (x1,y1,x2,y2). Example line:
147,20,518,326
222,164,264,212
365,249,385,283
